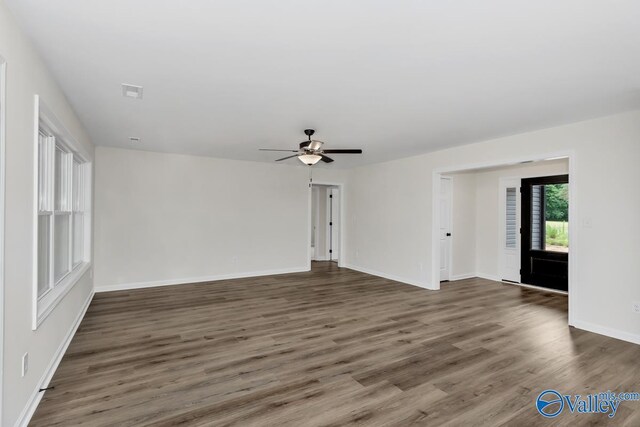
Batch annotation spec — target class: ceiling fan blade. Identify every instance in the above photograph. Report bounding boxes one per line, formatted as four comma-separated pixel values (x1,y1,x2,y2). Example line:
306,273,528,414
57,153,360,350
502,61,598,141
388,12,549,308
322,149,363,154
320,154,334,163
259,149,299,152
276,154,299,161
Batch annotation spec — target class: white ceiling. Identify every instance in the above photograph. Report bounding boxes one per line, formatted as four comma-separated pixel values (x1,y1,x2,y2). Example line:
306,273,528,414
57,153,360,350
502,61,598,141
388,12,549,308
7,0,640,168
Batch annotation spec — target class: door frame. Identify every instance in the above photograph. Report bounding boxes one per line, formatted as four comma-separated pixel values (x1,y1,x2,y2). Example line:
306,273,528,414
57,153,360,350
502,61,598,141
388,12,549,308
0,55,7,423
326,187,340,262
308,181,345,269
325,189,331,260
431,150,577,326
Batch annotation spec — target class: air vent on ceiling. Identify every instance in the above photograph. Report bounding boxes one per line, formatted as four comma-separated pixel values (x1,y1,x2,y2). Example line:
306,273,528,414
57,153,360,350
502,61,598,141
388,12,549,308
129,137,141,143
122,83,143,99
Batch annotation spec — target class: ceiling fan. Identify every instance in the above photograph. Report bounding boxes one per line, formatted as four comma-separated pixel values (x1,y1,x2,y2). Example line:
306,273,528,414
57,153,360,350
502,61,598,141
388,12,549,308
259,129,363,165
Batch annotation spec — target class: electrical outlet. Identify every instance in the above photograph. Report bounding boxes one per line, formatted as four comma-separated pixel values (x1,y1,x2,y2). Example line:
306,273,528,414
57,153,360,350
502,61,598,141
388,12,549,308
22,353,29,377
633,302,640,313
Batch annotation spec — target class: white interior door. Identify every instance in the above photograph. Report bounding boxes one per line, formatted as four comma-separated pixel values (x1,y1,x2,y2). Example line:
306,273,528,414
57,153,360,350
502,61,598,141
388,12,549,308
440,177,452,281
499,178,521,282
329,188,339,261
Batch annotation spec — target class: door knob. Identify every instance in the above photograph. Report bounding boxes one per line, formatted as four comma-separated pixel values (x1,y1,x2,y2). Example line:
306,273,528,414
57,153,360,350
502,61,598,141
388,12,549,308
446,233,451,236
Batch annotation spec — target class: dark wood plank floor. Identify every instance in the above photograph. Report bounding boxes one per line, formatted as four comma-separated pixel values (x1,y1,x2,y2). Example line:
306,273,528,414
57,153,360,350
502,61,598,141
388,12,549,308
31,262,640,426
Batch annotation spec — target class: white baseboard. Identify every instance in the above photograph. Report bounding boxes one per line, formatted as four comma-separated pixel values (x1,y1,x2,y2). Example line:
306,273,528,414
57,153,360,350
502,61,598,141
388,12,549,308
342,263,436,290
475,273,568,294
95,266,309,293
466,273,637,346
509,281,568,295
449,273,476,281
572,320,640,346
475,272,501,282
15,290,94,427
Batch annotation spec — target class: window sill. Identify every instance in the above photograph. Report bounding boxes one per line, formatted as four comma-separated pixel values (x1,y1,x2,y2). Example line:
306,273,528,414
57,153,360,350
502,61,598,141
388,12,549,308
34,262,91,330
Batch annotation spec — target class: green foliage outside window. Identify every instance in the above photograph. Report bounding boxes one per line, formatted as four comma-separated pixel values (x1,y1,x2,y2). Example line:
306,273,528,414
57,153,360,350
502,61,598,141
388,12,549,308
545,184,568,221
545,183,569,249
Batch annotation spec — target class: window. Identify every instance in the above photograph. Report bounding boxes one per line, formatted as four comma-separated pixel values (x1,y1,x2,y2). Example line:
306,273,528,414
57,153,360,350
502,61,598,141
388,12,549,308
505,187,517,249
35,97,91,327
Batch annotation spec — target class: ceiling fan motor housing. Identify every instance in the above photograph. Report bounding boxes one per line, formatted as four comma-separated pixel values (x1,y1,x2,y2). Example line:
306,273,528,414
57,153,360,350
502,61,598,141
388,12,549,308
300,140,323,151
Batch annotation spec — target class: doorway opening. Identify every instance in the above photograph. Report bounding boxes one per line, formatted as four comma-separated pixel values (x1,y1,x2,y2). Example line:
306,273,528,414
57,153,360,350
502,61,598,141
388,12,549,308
521,175,569,291
432,153,576,324
310,184,340,264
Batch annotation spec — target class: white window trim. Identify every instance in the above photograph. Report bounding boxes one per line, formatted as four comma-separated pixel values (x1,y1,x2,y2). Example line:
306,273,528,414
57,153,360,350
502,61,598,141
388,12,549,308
32,95,92,329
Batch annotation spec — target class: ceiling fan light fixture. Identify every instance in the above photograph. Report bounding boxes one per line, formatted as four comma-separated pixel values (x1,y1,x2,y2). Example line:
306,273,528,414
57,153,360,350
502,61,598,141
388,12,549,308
298,153,322,165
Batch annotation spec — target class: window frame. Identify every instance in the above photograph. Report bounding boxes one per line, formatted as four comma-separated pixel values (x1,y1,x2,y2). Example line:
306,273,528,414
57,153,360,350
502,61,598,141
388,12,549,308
33,96,92,329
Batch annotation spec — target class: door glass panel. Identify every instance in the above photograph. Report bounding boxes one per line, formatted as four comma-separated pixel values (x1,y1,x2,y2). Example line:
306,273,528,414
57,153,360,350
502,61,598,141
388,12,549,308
544,183,569,252
530,183,568,252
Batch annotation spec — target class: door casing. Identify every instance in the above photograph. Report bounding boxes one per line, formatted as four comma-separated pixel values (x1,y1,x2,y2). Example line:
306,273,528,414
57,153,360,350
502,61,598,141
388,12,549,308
308,181,344,268
431,150,577,326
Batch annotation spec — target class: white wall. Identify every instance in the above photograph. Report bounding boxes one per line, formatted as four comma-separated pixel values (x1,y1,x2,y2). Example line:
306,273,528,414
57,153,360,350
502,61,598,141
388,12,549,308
94,147,347,290
345,110,640,343
0,2,95,425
